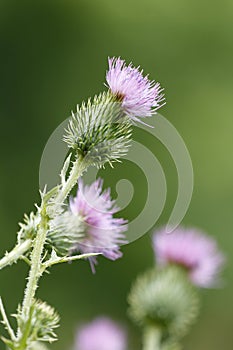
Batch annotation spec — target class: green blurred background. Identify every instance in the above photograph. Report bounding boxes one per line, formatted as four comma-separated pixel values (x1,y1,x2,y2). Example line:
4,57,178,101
0,0,233,349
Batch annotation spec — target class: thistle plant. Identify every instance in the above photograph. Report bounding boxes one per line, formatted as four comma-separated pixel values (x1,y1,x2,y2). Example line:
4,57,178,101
128,227,225,350
0,57,164,349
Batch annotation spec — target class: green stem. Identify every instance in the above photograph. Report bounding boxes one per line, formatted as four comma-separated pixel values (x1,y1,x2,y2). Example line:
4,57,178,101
55,156,87,206
16,157,86,349
42,252,100,270
21,204,48,322
0,297,16,341
143,326,161,350
0,240,32,271
16,311,34,350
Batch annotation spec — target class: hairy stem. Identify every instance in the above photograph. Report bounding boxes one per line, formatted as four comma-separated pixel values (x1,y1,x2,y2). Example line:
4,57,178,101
20,156,86,316
0,239,32,271
143,326,161,350
42,252,100,270
15,202,48,349
16,157,86,349
21,204,48,321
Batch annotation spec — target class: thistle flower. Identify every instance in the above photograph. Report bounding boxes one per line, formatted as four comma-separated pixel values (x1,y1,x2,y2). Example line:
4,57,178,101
70,178,127,270
64,92,132,168
106,57,165,121
47,210,86,256
48,178,127,271
74,317,127,350
128,266,199,340
153,227,225,288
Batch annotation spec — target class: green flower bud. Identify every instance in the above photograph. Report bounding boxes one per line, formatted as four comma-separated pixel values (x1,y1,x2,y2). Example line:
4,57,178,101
64,91,132,168
16,300,60,345
128,266,199,340
18,212,40,242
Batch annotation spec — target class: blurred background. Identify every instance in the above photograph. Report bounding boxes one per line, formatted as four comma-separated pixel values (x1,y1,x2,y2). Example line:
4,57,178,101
0,0,233,349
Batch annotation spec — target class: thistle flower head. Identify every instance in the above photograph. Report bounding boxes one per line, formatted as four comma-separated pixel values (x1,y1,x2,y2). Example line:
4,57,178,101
128,266,199,339
153,227,225,288
47,211,85,256
69,178,127,271
64,92,132,168
75,317,127,350
106,57,165,121
47,178,127,270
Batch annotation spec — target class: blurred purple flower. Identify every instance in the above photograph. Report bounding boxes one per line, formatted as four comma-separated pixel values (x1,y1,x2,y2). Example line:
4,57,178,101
74,317,127,350
106,57,165,122
70,178,127,271
153,227,225,288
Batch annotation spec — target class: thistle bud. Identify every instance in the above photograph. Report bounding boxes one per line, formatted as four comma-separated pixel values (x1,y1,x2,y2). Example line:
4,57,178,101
16,300,60,345
17,212,40,243
64,92,132,168
128,266,199,340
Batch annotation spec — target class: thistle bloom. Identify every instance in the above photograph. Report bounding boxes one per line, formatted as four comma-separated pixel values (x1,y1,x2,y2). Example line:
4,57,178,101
69,178,127,271
153,227,225,288
74,317,127,350
106,57,165,121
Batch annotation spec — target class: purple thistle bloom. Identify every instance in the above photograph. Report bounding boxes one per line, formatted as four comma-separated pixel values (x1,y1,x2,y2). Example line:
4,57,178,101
70,178,127,271
153,227,225,288
74,317,127,350
106,57,165,121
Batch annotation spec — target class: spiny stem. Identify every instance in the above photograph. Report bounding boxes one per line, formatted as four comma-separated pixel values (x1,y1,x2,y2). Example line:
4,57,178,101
16,157,86,348
0,239,32,271
55,156,87,207
42,252,100,270
21,203,48,321
143,326,161,350
0,297,16,341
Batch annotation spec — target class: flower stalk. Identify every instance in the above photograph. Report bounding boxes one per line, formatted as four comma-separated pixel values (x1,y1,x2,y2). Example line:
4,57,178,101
21,201,49,323
0,297,17,342
54,156,88,207
13,155,90,349
143,326,161,350
42,251,100,271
